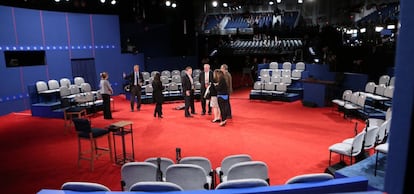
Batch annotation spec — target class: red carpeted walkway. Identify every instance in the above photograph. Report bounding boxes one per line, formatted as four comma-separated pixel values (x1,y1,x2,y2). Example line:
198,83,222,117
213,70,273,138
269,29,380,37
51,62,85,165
0,87,365,194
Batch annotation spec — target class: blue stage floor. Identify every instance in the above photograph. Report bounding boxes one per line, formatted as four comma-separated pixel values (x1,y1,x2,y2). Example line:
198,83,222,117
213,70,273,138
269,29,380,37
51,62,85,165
335,153,387,191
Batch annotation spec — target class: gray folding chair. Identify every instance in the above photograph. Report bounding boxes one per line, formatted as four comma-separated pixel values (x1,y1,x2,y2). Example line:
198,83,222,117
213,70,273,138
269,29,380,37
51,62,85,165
165,164,209,191
226,161,270,184
120,162,158,191
216,154,252,183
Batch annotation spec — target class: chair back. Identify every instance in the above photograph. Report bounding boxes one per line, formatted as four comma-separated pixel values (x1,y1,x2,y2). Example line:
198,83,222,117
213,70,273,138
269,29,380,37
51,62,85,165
216,178,268,190
363,126,379,149
253,81,263,90
61,182,110,191
295,62,305,71
48,79,60,90
121,162,158,191
72,118,91,133
172,75,182,84
36,81,48,93
365,82,376,94
219,154,252,177
59,86,71,98
60,78,71,88
378,75,390,86
264,82,276,91
285,173,333,184
144,157,174,180
180,156,212,176
129,181,183,192
171,70,181,76
80,83,92,93
282,62,292,70
376,120,388,144
161,70,171,78
145,84,153,95
384,86,394,98
227,161,269,183
142,72,150,80
166,164,208,190
269,62,278,69
74,77,85,86
151,71,160,77
351,131,366,156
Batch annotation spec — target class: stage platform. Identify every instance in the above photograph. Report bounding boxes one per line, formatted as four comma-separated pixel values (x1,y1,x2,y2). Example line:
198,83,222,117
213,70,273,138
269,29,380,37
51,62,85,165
335,153,386,191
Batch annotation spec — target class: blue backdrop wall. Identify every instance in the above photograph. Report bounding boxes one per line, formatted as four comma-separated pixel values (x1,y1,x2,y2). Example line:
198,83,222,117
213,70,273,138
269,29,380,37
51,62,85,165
0,6,144,116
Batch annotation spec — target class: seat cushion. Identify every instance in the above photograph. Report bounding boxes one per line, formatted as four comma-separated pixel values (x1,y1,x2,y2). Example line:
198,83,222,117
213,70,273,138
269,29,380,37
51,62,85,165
78,128,109,138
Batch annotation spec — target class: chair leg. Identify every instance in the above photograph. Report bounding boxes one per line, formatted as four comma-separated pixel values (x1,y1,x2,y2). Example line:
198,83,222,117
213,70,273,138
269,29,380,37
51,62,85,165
375,152,379,176
108,135,113,162
77,137,81,167
329,151,332,166
90,138,95,171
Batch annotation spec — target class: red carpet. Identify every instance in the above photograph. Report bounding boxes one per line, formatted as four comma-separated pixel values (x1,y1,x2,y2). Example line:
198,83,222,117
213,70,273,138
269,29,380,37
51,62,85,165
0,87,364,193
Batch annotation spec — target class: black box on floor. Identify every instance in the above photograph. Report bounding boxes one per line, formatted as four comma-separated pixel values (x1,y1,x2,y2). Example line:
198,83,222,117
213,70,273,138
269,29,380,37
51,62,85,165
325,161,347,175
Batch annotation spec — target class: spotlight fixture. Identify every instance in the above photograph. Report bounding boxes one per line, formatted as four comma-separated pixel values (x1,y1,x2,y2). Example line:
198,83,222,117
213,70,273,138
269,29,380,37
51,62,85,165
111,0,116,5
360,28,366,33
298,0,303,3
223,2,228,7
387,24,395,29
165,0,171,6
269,1,274,5
100,0,106,3
276,0,281,3
54,0,61,2
212,1,218,7
375,26,384,32
171,2,177,8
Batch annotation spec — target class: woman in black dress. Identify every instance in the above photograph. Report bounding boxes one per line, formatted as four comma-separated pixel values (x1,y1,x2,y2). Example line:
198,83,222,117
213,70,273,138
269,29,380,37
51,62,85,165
152,73,164,118
213,69,229,126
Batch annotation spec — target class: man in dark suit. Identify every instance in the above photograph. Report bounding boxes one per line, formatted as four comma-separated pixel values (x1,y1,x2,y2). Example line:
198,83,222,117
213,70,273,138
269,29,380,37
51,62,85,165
124,64,143,112
199,63,214,115
182,66,195,117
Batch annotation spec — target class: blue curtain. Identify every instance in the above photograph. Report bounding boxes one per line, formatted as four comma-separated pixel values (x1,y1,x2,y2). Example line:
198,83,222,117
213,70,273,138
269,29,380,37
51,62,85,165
71,58,98,90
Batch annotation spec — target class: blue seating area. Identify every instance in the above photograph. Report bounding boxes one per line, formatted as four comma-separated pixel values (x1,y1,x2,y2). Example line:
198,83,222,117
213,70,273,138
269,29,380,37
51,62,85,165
357,3,399,25
38,176,369,194
29,77,104,119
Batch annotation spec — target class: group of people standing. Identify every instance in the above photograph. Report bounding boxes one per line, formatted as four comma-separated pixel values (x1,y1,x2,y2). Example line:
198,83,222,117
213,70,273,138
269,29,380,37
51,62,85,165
182,63,232,126
98,63,233,126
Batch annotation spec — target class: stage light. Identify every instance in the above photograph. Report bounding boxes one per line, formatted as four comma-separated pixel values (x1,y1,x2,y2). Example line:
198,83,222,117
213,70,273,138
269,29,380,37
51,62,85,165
212,1,218,7
223,2,228,7
100,0,106,3
165,0,171,6
55,0,61,2
387,24,395,29
111,0,116,5
375,26,384,32
269,1,274,5
276,0,282,3
360,28,366,33
172,3,177,8
298,0,303,3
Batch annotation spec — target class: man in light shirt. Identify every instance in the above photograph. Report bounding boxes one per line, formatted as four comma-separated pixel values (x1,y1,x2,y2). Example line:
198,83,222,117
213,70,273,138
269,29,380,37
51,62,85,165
199,64,214,115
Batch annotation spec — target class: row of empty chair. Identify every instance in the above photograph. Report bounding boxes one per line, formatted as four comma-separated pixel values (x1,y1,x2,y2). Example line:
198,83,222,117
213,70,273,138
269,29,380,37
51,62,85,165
250,62,306,97
36,77,86,95
119,154,269,191
61,172,336,192
329,109,392,167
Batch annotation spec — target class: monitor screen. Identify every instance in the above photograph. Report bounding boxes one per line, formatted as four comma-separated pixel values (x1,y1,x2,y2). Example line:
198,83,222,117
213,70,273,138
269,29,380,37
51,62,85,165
4,50,46,68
